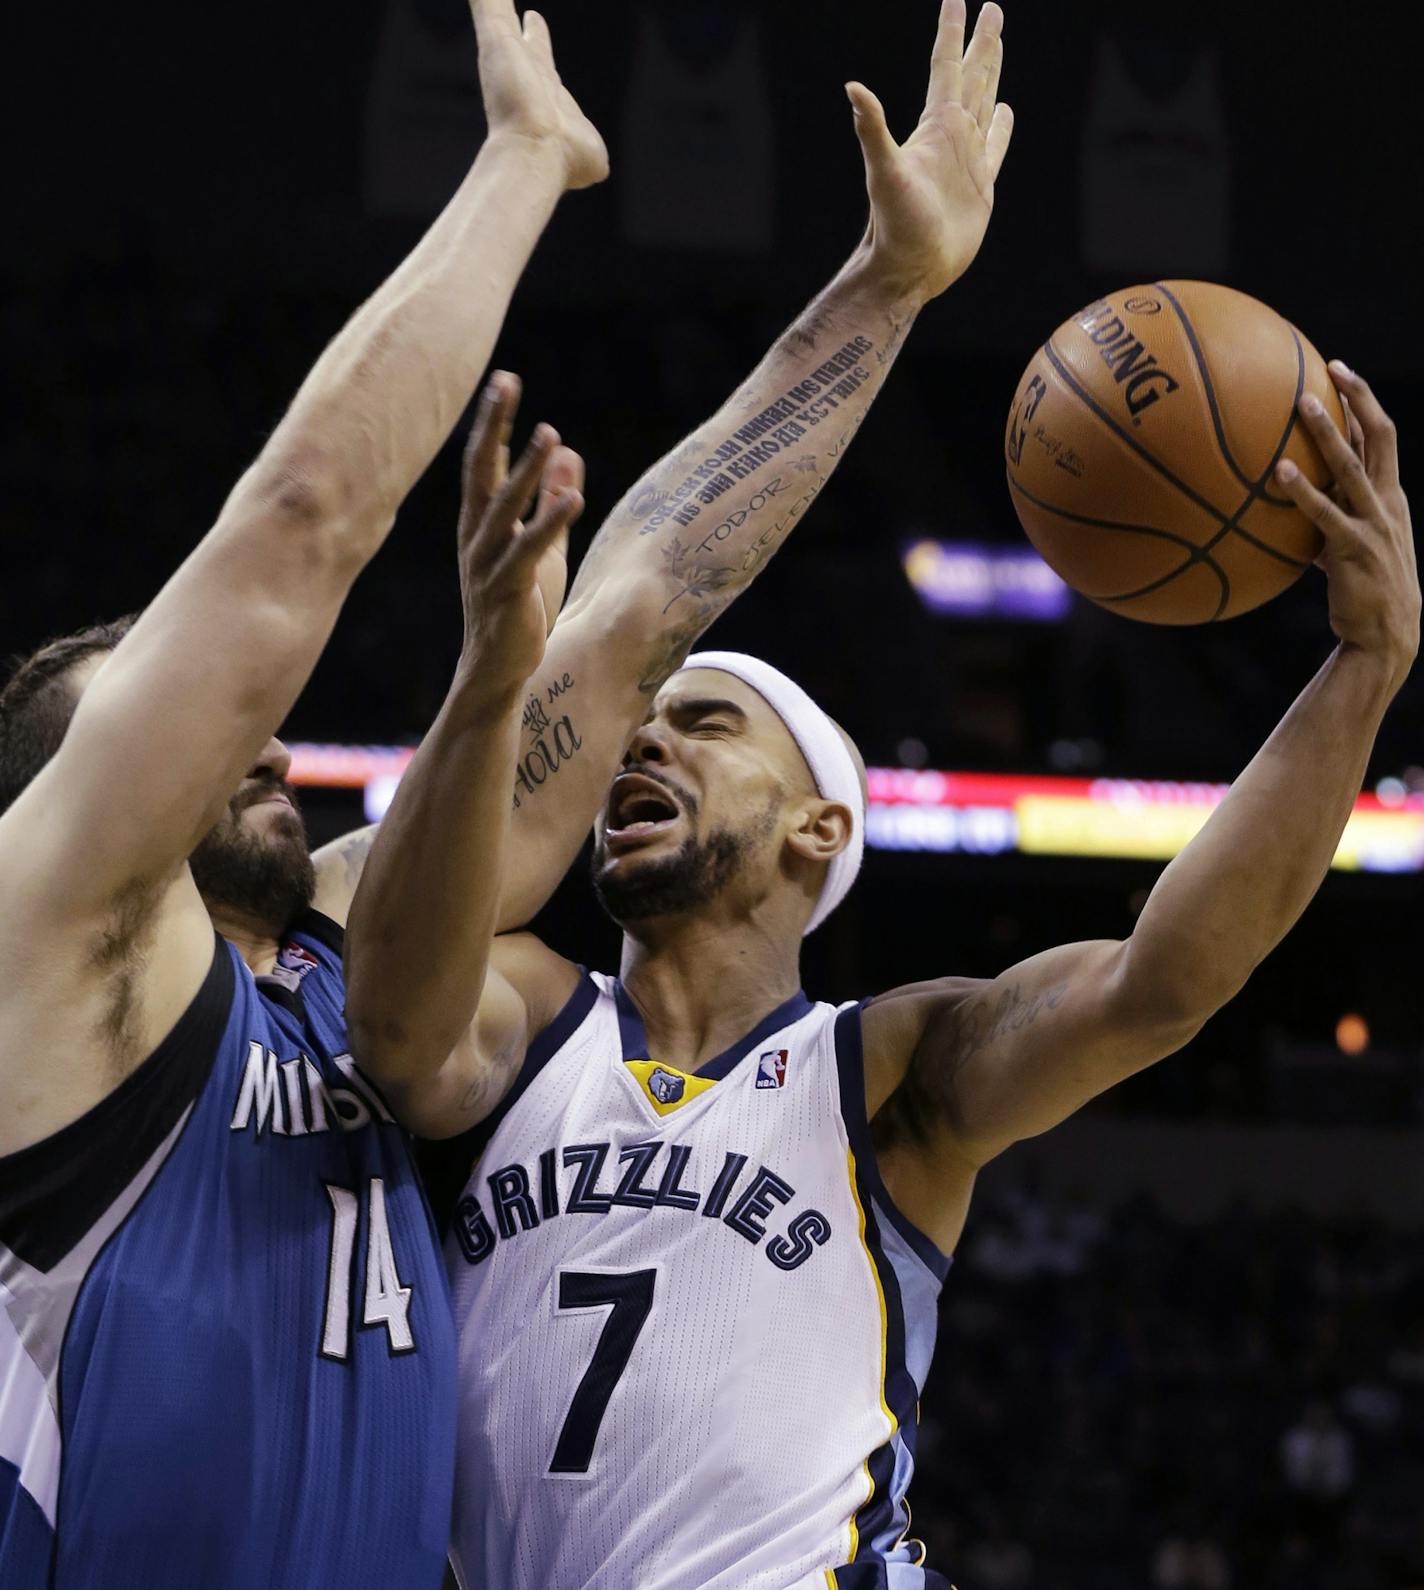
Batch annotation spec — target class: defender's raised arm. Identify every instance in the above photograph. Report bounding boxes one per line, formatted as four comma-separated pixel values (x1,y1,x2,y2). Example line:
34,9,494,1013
0,0,606,1155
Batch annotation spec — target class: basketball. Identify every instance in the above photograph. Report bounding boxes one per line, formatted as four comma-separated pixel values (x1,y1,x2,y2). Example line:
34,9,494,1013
1005,281,1348,624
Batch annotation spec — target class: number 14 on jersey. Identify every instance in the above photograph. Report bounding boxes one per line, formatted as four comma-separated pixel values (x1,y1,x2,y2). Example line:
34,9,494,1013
321,1177,416,1360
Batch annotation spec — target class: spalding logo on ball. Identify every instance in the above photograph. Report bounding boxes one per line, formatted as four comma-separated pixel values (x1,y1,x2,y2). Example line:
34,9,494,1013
1005,281,1347,624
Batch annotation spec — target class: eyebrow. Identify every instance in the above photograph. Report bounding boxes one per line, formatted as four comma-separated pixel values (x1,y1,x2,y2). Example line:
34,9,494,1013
662,697,749,724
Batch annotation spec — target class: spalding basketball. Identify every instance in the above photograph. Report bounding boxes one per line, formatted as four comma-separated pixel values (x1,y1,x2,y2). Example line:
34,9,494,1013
1005,281,1347,624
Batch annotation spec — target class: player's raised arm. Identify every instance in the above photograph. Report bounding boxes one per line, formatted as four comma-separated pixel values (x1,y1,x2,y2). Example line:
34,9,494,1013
345,379,586,1131
864,369,1417,1238
485,0,1015,927
0,0,606,1152
341,2,1017,1133
312,0,1016,934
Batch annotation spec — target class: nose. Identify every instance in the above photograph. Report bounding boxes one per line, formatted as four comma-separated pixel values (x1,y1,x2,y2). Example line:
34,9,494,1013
623,719,670,768
251,736,293,785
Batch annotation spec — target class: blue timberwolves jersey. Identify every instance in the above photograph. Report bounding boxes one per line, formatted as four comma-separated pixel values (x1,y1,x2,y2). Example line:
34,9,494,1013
0,912,456,1588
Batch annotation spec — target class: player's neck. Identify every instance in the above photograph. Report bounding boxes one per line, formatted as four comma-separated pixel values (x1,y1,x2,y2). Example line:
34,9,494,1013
617,914,802,1075
204,903,284,977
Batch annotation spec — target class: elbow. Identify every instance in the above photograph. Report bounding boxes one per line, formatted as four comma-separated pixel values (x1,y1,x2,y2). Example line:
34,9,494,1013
346,1010,455,1093
238,444,393,575
1107,939,1229,1054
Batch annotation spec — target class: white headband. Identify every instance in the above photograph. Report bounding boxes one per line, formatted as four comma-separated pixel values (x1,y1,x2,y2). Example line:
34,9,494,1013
678,651,864,934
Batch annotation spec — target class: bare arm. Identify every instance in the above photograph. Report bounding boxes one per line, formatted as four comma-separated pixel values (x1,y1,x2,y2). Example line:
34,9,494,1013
0,0,606,1152
345,381,586,1132
474,0,1015,931
340,1,1020,1134
867,369,1418,1185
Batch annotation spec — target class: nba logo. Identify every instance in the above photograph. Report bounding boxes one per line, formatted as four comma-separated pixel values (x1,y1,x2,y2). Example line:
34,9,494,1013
267,940,321,993
755,1049,789,1089
278,942,320,980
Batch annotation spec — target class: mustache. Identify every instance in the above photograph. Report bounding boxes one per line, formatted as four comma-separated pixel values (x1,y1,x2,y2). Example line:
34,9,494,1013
232,772,301,817
615,763,699,819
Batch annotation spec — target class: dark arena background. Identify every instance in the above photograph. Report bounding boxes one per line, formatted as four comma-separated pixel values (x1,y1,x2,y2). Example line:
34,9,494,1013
6,0,1422,1584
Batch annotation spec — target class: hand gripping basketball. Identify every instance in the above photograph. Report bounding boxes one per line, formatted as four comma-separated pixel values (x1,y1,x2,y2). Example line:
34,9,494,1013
1277,366,1419,681
847,0,1015,302
457,372,585,696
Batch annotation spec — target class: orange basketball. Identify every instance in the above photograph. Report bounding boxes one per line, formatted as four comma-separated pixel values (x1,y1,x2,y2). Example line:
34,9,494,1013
1005,281,1347,624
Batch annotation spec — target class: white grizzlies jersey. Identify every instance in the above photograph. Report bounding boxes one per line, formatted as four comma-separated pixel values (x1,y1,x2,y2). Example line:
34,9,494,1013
445,974,954,1590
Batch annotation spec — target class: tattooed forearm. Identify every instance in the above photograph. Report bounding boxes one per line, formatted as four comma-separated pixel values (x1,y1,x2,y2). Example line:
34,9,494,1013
635,334,877,541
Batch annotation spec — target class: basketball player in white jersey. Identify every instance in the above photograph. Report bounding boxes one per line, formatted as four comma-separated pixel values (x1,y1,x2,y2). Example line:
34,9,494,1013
349,6,1413,1589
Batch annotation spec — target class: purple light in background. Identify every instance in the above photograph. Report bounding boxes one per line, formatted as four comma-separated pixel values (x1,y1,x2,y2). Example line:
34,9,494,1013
902,539,1071,621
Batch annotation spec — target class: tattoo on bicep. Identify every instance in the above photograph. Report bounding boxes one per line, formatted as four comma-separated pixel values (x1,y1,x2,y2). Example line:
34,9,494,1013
458,1038,521,1114
957,981,1070,1062
657,473,822,620
511,674,584,809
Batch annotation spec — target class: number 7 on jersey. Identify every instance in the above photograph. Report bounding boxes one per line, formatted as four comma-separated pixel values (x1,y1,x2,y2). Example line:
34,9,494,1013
549,1268,657,1474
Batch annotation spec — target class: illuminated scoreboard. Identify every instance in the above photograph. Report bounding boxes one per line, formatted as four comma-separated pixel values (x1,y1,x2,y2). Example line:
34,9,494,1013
865,768,1424,874
286,747,1424,875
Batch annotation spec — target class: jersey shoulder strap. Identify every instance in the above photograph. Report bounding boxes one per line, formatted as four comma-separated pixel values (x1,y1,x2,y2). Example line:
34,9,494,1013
0,937,235,1273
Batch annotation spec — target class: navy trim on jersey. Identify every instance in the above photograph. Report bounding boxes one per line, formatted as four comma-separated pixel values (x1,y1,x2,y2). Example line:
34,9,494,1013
291,908,345,958
835,1006,952,1582
613,981,813,1080
0,936,233,1273
833,1005,951,1283
830,1564,956,1589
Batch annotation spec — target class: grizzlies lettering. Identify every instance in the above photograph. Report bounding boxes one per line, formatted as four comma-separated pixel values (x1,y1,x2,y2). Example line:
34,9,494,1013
455,1140,833,1273
1075,298,1181,419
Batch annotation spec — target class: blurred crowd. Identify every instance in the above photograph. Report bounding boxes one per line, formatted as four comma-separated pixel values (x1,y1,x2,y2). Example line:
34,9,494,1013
914,1183,1424,1589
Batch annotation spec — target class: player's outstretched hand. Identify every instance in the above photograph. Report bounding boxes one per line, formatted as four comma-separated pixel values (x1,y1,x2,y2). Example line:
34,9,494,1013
848,0,1014,303
1277,364,1419,684
471,0,609,191
457,372,585,697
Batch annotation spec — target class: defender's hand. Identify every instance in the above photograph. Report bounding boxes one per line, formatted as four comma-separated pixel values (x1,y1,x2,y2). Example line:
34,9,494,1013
1278,364,1418,685
848,0,1014,304
472,0,609,191
457,373,584,697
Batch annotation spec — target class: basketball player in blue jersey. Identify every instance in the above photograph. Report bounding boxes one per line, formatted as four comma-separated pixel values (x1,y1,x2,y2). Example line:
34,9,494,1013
345,19,1417,1590
0,0,616,1581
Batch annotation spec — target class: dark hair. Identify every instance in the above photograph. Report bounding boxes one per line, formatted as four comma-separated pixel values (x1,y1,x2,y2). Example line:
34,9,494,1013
0,615,138,816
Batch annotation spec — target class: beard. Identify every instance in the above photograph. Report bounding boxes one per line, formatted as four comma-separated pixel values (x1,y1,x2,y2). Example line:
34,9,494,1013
191,776,316,934
591,827,751,924
590,779,781,926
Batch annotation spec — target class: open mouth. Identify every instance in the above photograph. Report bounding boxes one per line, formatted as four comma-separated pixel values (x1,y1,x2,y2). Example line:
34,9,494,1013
606,772,682,841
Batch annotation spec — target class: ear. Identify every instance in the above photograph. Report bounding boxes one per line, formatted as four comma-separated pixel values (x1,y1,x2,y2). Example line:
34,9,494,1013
784,798,855,865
